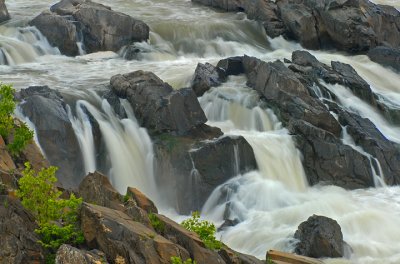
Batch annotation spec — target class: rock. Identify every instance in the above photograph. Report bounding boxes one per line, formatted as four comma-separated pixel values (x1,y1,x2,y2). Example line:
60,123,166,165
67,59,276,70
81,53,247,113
0,136,16,172
289,119,375,189
18,86,84,188
243,56,341,136
294,215,345,258
266,250,323,264
31,0,149,55
0,0,10,23
126,187,158,214
191,63,225,97
368,46,400,72
56,244,108,264
0,196,45,263
154,134,257,213
110,70,207,135
81,202,191,263
30,11,79,56
79,171,124,211
338,111,400,185
216,56,244,76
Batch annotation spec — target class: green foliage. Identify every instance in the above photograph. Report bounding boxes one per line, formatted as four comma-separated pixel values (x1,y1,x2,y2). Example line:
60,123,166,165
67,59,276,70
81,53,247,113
181,211,222,250
0,83,33,155
149,213,165,233
170,256,196,264
17,162,84,252
266,257,276,264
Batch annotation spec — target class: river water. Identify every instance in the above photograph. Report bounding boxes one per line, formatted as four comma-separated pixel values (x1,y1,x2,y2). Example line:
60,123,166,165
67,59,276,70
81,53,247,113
1,0,400,263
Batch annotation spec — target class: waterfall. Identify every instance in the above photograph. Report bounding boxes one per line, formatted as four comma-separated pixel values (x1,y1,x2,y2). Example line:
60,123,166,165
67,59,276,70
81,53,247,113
0,26,59,65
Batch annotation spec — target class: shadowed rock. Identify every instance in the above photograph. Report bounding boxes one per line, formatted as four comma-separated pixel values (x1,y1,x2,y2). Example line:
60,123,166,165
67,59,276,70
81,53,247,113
368,46,400,72
0,0,10,23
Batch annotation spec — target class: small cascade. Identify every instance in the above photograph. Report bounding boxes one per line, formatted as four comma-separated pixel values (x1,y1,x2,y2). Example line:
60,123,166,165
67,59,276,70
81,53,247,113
0,26,59,65
341,126,386,187
67,94,157,200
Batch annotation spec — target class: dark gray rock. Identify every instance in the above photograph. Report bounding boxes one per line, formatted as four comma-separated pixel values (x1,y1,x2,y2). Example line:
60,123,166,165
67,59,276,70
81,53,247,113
31,0,149,55
368,46,400,72
289,119,374,189
110,70,207,135
0,0,10,23
30,11,79,56
154,134,257,213
56,244,108,264
294,215,345,258
191,62,225,97
0,196,45,263
18,86,84,188
217,56,244,76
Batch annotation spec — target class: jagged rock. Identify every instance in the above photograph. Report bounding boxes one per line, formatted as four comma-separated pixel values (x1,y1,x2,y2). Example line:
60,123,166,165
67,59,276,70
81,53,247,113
368,46,400,72
294,215,345,258
126,187,158,214
110,70,207,135
0,0,10,23
289,119,374,189
18,86,84,188
56,244,108,264
243,55,341,136
216,56,244,76
0,136,15,172
338,111,400,185
0,196,45,263
191,63,225,97
154,134,257,213
81,202,191,263
79,171,124,211
30,11,79,56
31,0,149,55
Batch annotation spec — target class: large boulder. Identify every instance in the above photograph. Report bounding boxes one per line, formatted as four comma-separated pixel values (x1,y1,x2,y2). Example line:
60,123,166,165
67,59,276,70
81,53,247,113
154,133,257,213
0,196,45,263
368,46,400,72
110,70,207,135
294,215,345,258
30,11,78,56
18,86,84,188
191,62,225,97
30,0,149,55
56,244,108,264
0,0,10,23
81,202,191,263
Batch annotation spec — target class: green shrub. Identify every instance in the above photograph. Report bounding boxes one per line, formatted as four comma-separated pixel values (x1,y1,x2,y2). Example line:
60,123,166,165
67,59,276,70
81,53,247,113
149,213,165,233
181,211,222,250
170,256,196,264
17,162,84,252
0,83,33,155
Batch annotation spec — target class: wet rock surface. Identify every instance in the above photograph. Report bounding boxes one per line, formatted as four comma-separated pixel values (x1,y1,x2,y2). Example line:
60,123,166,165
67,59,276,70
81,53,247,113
30,0,149,55
294,215,345,258
0,0,10,23
368,46,400,72
18,86,84,188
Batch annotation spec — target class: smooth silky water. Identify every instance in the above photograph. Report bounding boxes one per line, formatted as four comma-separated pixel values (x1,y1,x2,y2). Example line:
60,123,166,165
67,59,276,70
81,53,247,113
1,0,400,263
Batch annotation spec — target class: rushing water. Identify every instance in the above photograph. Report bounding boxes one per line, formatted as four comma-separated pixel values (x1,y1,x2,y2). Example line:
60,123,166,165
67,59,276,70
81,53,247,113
2,0,400,263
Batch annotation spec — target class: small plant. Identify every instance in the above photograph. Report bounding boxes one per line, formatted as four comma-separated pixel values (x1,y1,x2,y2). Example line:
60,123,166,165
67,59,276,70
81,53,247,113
149,213,165,233
170,256,196,264
0,83,33,155
181,211,222,250
266,256,276,264
17,162,84,253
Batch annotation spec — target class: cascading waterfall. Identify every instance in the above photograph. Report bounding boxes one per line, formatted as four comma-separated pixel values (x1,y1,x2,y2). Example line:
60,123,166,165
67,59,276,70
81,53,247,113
3,0,400,263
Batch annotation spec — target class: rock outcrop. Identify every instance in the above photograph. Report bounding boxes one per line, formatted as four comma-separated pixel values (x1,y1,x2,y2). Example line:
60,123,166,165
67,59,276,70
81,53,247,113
55,244,108,264
294,215,345,258
0,0,10,23
18,86,84,188
368,46,400,72
192,0,400,55
191,62,226,97
110,70,207,135
30,0,149,56
0,196,45,263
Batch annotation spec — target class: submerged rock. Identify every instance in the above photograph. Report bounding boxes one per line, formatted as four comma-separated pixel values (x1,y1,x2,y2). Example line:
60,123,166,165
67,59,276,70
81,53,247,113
0,0,10,23
30,0,149,55
294,215,345,258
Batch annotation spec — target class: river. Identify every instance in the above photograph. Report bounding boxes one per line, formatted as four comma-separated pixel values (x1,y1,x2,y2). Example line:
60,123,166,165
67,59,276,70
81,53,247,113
1,0,400,263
